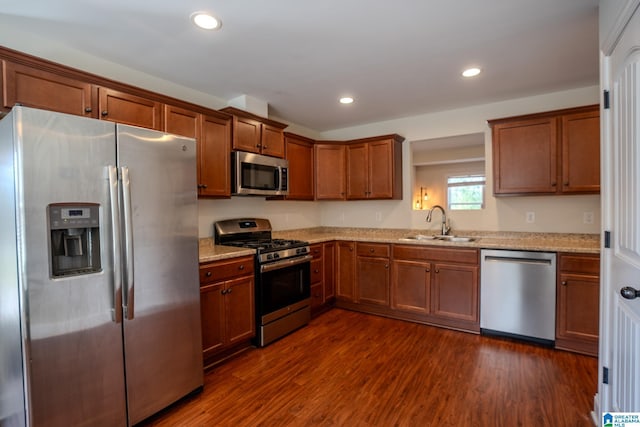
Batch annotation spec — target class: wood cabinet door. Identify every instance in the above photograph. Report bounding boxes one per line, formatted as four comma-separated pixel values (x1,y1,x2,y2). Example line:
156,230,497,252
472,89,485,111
391,259,430,316
261,123,285,158
561,110,600,194
98,87,162,130
232,115,261,153
368,138,394,198
346,143,368,199
164,104,199,138
285,135,314,200
323,242,336,300
199,114,232,197
200,282,226,358
430,263,478,323
336,241,356,301
556,272,599,355
2,60,95,117
492,117,558,195
225,276,256,345
315,144,346,199
356,256,390,306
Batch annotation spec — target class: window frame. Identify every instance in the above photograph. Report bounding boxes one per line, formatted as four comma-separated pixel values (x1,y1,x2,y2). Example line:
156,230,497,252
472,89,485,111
446,173,486,211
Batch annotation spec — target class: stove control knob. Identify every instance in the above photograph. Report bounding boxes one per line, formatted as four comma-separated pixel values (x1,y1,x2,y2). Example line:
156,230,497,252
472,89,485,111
274,253,280,259
267,254,273,260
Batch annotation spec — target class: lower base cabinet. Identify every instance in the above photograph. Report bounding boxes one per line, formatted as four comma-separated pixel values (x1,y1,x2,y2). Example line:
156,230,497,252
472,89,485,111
337,243,480,333
555,253,600,356
199,256,255,368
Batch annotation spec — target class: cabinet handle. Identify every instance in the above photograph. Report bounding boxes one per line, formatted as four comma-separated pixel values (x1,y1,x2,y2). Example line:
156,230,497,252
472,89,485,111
385,264,389,269
101,110,108,116
205,271,212,277
426,268,430,272
238,264,245,270
435,268,439,273
256,143,262,148
561,281,568,286
227,288,233,294
85,107,92,113
221,289,227,295
202,184,208,189
263,145,268,149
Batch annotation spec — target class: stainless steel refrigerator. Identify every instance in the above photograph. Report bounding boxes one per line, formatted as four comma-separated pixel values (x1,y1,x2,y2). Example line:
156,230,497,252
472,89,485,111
0,107,203,426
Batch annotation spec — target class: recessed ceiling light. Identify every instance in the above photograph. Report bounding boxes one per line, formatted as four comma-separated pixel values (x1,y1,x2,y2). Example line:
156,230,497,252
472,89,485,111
462,67,481,78
339,97,354,104
191,12,222,30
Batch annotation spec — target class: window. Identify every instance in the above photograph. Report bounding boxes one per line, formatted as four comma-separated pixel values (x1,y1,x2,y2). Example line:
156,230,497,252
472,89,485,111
447,174,485,210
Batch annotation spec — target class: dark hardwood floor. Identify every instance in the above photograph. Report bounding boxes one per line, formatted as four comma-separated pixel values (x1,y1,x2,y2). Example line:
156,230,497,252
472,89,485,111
141,309,598,427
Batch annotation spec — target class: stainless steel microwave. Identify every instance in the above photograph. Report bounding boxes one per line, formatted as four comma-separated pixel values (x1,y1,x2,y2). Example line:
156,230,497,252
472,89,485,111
232,151,289,196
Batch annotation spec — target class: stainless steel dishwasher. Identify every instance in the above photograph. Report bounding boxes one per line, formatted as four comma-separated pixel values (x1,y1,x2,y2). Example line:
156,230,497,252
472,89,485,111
480,249,557,345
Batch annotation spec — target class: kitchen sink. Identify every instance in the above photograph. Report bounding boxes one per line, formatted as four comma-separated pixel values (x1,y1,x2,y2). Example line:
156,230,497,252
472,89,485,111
400,234,476,243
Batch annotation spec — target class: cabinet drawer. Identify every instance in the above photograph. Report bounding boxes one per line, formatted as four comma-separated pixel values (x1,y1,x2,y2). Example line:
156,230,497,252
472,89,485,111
310,243,323,259
559,253,600,276
357,242,390,258
392,245,478,265
311,259,323,284
200,256,254,284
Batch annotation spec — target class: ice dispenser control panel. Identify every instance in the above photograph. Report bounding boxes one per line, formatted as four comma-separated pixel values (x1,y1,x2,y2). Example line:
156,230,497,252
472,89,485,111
48,203,102,278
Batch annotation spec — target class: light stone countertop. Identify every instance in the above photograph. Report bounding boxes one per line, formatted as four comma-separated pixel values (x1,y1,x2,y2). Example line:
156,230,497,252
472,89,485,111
199,227,600,263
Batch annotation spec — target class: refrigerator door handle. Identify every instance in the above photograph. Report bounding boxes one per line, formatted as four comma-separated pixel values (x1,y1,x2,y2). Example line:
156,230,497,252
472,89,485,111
108,165,123,323
121,166,135,320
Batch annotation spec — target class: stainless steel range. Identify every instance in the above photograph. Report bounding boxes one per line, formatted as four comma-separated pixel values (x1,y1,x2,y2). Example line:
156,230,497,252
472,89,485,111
214,218,312,347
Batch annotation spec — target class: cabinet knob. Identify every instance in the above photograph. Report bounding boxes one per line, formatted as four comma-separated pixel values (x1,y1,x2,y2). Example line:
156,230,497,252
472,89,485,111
435,268,439,273
202,184,208,189
263,145,268,149
256,143,262,148
564,182,569,186
385,264,389,269
561,281,567,286
221,289,227,295
238,264,245,270
551,182,557,187
227,288,233,294
205,271,212,277
85,107,92,113
101,110,108,116
369,248,375,253
314,269,319,273
426,268,430,272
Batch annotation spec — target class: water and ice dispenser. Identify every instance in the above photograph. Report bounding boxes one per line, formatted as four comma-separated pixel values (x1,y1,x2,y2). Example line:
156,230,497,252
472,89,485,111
48,203,101,277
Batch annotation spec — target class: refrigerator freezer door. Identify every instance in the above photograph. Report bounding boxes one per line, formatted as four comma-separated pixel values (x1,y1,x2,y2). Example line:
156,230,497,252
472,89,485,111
14,107,128,426
116,125,203,425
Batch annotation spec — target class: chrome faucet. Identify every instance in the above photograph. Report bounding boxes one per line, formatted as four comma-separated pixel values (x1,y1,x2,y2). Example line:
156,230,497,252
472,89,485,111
426,205,450,236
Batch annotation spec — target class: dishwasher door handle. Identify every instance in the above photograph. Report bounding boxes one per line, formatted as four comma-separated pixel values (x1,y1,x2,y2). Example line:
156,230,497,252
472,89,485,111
483,255,553,265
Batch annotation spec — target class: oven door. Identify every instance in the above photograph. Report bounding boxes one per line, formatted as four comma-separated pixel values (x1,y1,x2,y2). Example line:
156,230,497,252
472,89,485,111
257,255,312,323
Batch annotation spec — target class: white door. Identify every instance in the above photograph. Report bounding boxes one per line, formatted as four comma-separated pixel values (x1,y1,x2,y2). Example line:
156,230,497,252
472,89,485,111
599,2,640,417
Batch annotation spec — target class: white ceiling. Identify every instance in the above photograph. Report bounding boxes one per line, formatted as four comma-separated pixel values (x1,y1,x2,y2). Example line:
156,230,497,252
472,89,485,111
0,0,599,132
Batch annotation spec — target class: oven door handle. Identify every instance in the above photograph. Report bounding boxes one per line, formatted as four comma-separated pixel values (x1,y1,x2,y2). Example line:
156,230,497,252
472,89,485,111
260,254,313,273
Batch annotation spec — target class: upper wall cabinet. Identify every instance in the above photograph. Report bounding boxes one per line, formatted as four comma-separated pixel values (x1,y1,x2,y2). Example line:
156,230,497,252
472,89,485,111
221,106,288,158
346,134,404,200
315,142,346,200
284,132,315,200
164,105,232,198
489,105,600,196
98,87,163,130
2,60,95,117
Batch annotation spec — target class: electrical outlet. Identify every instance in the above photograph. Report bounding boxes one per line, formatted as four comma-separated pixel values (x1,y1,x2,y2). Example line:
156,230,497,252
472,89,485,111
526,212,535,223
583,211,594,224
